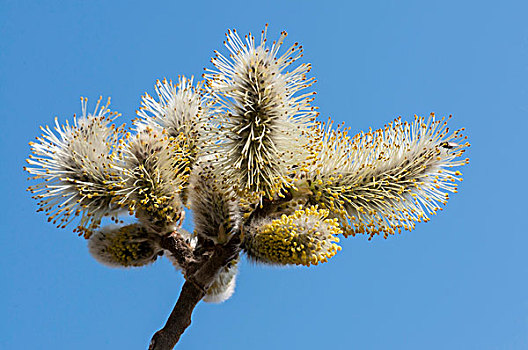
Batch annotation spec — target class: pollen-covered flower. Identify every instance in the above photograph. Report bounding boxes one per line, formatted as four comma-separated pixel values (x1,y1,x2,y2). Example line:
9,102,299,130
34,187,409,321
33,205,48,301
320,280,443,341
119,125,189,233
136,76,210,203
307,114,470,239
25,97,124,237
88,224,162,267
204,25,317,201
137,76,208,139
203,259,238,303
243,206,342,266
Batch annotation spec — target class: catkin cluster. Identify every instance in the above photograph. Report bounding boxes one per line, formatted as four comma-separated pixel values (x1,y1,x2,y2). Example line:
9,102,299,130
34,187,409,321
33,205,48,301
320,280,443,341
25,25,469,303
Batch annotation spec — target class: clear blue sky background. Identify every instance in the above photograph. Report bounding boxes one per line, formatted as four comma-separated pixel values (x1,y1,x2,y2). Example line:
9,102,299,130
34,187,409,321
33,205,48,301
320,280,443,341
1,1,527,349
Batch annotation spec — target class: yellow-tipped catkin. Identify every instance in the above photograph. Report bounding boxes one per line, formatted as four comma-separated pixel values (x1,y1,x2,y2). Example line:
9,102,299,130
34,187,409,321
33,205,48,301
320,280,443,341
88,224,161,268
136,76,210,203
118,125,188,233
243,206,342,266
204,26,316,202
24,97,125,238
307,115,469,239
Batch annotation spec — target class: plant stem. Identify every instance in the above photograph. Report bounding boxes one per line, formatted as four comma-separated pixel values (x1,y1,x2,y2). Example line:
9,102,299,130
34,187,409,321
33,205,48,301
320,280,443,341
148,235,241,350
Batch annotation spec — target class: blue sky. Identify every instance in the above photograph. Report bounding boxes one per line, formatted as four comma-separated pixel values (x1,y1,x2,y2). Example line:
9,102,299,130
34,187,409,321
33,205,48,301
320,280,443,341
1,1,527,349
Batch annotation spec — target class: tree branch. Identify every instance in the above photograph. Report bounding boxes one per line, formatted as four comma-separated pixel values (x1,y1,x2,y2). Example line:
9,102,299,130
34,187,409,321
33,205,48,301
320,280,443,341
157,232,195,271
148,190,292,349
148,280,204,350
148,235,241,350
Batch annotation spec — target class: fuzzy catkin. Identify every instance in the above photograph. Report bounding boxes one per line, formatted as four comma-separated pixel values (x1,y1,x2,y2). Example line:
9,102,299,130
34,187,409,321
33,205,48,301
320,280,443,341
243,206,342,266
203,259,239,303
119,125,188,233
88,224,162,268
189,165,240,243
25,97,125,237
306,115,469,239
204,26,317,201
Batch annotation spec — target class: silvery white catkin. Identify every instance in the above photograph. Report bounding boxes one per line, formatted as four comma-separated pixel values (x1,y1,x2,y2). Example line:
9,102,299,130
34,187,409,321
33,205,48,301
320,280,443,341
189,164,240,243
136,76,212,204
203,259,239,303
25,97,125,237
203,25,317,202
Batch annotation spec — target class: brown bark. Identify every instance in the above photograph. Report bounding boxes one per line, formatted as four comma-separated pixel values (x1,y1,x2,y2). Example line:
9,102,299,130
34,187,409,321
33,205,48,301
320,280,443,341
148,194,281,349
158,232,196,270
148,281,205,350
148,235,241,350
